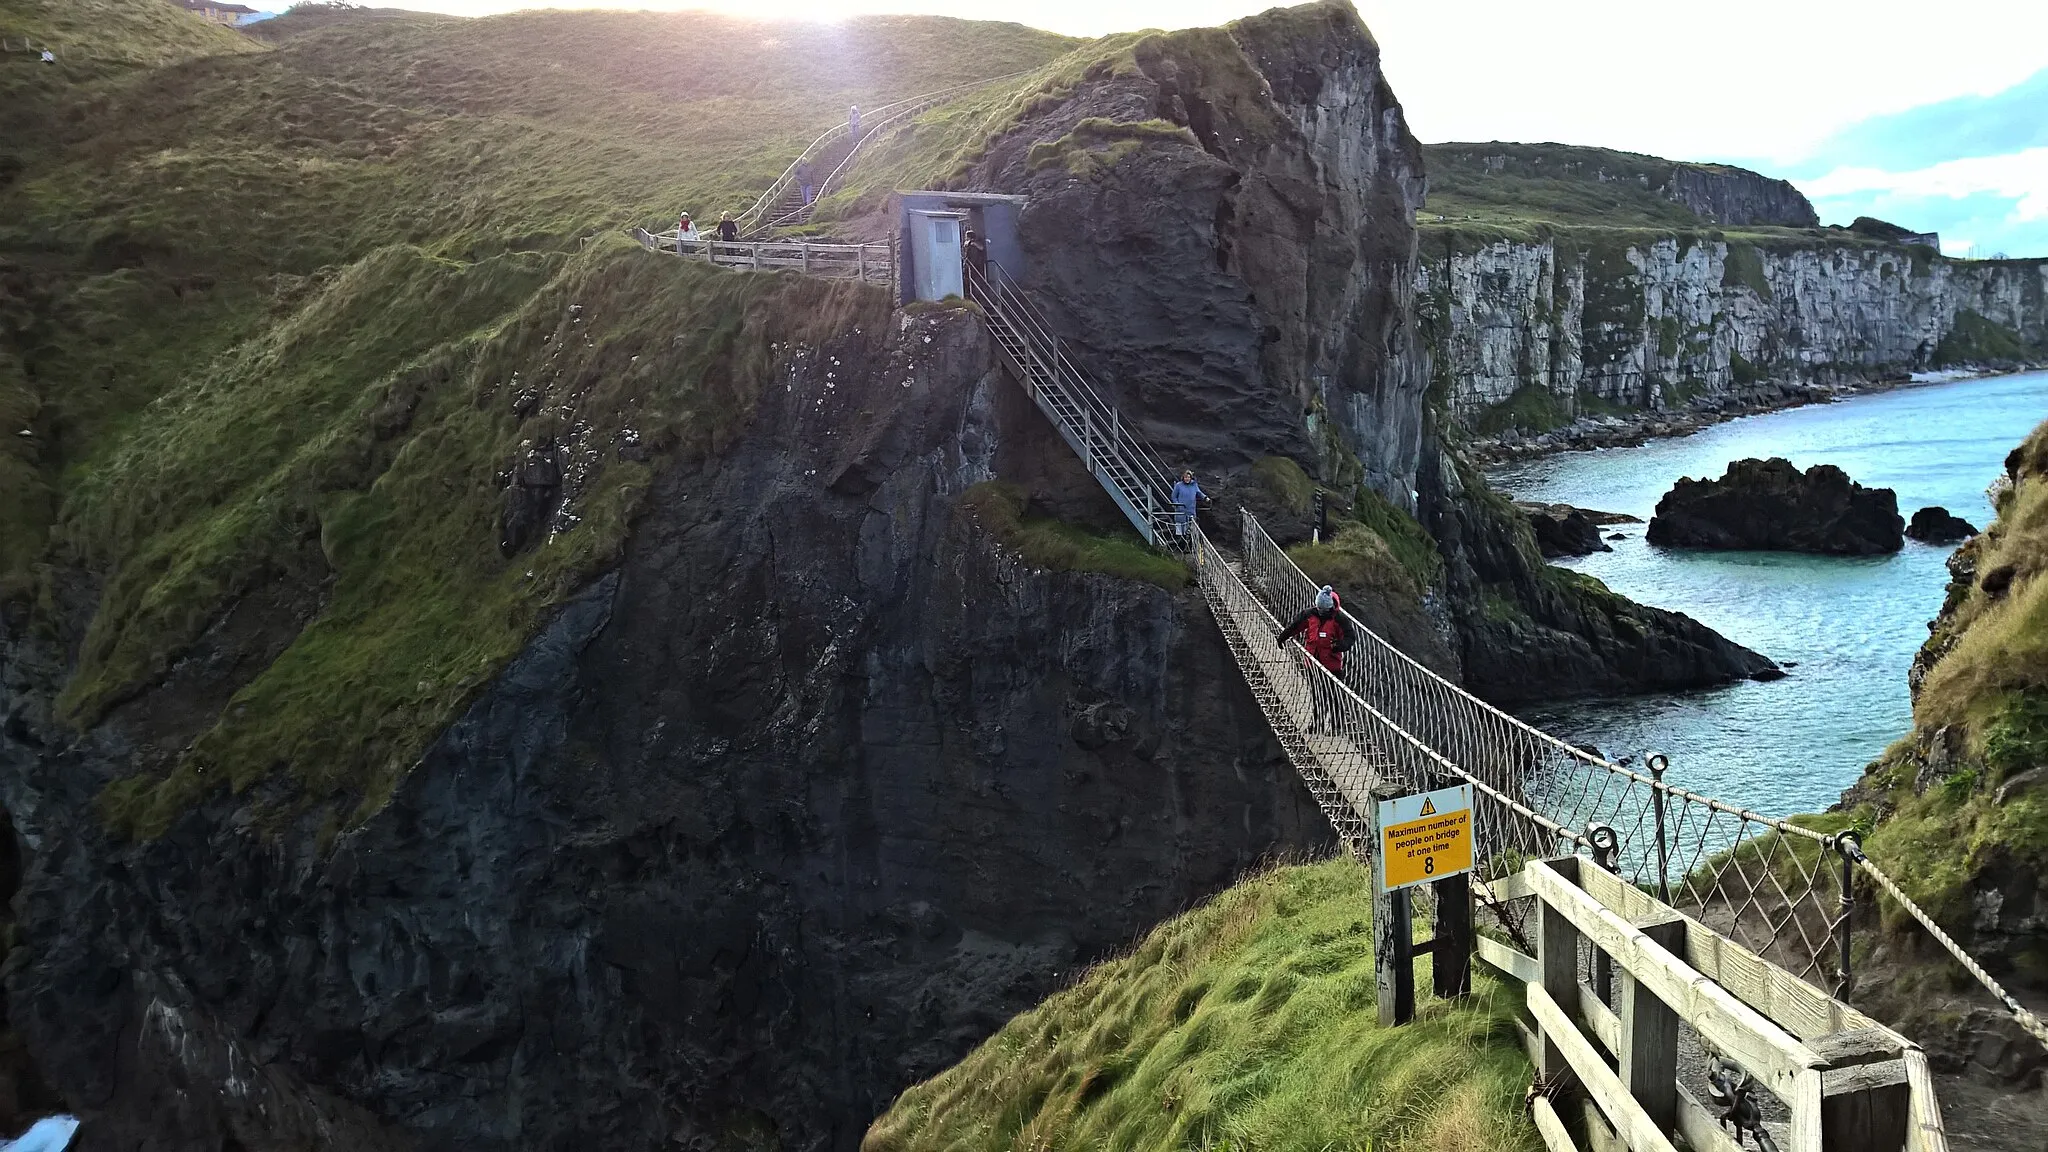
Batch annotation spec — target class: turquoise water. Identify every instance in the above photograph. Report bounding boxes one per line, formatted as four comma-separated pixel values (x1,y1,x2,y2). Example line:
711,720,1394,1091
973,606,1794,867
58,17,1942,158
1490,371,2048,819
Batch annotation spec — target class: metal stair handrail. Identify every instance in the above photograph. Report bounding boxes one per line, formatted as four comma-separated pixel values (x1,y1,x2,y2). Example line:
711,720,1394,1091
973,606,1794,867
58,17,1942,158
965,259,1181,540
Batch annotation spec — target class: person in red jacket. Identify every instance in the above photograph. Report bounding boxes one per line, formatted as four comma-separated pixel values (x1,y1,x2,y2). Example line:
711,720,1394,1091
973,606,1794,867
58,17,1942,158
1277,584,1355,732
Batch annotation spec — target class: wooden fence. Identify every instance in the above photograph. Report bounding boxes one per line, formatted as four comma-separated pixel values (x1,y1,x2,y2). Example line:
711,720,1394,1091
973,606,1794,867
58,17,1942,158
632,228,893,287
1476,856,1945,1152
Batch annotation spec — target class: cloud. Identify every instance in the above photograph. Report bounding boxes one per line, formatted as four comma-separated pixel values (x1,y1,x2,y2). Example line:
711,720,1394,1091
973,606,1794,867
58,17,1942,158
1802,148,2048,223
1789,66,2048,175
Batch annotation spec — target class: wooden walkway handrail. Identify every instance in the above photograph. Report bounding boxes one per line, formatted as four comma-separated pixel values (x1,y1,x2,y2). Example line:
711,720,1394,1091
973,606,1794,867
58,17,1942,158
630,227,893,286
1478,855,1945,1152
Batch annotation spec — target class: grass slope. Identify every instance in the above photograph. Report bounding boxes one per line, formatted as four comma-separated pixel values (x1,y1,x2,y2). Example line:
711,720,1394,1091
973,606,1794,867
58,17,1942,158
1856,420,2048,962
960,482,1188,589
1415,142,1891,258
0,0,256,65
1,3,1072,832
865,858,1538,1152
1423,142,1715,231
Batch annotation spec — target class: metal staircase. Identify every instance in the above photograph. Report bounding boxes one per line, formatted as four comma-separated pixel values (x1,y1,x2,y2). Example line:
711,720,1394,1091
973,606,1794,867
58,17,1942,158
964,261,1178,544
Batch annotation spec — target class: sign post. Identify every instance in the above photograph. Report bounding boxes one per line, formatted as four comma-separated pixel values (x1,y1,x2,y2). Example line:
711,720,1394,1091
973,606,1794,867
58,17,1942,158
1373,783,1475,1025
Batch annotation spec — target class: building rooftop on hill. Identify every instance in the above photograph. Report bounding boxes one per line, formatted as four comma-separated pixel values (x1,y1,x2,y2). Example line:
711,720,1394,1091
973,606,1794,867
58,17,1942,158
175,0,258,25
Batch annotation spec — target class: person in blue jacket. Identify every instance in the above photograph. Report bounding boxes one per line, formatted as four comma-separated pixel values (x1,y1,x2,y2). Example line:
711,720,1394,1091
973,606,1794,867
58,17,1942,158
1171,469,1208,542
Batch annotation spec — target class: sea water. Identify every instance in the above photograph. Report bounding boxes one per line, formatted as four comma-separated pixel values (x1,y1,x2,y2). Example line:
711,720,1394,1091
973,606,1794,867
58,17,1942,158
1489,371,2048,818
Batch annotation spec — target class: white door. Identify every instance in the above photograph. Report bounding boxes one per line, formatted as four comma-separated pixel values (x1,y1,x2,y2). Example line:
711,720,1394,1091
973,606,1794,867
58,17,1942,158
909,212,965,301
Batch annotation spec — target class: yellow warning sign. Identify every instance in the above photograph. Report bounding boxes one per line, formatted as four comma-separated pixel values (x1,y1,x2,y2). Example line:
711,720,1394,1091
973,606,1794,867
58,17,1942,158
1377,785,1473,891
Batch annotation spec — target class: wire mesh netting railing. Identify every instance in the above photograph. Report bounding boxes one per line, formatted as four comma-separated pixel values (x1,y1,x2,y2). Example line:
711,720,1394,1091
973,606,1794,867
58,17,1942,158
1230,508,1861,995
952,243,2045,1048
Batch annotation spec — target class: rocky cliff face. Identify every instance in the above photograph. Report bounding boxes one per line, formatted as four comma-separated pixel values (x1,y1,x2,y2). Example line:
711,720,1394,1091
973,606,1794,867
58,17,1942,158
1,308,1334,1152
1661,165,1817,230
1840,426,2048,1084
0,6,1803,1148
1415,439,1780,704
956,1,1429,507
0,5,1441,1148
1425,235,2048,428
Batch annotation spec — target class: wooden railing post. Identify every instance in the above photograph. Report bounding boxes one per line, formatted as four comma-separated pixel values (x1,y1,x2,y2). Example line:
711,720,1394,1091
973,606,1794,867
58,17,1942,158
1432,870,1473,999
1373,781,1416,1028
1536,856,1582,1087
1620,916,1686,1132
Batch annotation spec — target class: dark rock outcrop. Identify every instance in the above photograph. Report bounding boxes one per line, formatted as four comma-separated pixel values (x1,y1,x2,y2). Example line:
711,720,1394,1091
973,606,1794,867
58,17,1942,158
960,1,1428,506
497,437,562,555
1662,164,1818,228
1647,458,1904,555
1,311,1332,1152
1516,502,1635,558
1907,505,1978,544
1527,507,1606,558
1419,443,1780,704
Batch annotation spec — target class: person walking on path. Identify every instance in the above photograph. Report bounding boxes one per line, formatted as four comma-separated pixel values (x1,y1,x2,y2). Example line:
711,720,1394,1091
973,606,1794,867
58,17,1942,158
796,161,815,205
848,104,861,140
1170,469,1207,542
1277,585,1354,732
717,213,738,242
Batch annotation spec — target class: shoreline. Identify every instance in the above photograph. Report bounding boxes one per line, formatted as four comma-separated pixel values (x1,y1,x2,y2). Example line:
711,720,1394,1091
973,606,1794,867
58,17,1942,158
1467,362,2045,467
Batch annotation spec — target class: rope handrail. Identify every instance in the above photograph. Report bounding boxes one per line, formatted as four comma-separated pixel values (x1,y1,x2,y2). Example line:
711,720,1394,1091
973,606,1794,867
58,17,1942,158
955,230,2042,1046
1854,854,2048,1048
1240,513,1833,845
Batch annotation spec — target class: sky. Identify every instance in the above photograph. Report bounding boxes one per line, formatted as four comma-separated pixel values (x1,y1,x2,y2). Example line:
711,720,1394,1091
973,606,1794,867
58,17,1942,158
296,0,2048,257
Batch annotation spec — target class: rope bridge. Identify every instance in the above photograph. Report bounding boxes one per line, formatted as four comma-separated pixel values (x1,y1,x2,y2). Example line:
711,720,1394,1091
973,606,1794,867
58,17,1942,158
956,254,2048,1052
626,100,2046,1050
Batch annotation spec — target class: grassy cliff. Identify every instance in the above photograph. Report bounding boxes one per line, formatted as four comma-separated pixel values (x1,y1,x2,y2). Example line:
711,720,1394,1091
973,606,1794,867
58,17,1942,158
1,3,1073,833
864,858,1539,1152
1853,420,2048,977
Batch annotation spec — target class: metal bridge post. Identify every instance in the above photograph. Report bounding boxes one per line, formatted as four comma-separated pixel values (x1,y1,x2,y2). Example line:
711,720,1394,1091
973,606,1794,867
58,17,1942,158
1649,753,1671,904
1587,823,1619,1005
1835,830,1863,997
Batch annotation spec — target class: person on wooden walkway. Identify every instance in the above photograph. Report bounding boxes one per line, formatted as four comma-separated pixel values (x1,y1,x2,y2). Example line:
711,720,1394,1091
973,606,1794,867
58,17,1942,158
677,212,699,247
717,214,738,242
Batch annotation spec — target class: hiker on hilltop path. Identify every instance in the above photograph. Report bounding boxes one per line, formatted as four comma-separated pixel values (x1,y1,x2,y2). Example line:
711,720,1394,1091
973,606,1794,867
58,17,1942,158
848,104,861,140
717,213,738,242
797,161,816,205
1170,469,1207,542
41,49,54,63
1277,585,1355,733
